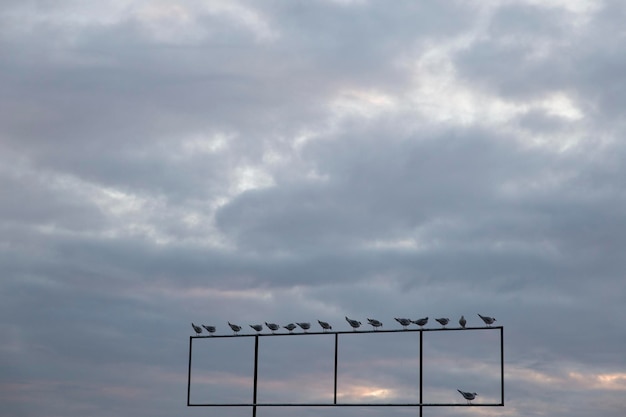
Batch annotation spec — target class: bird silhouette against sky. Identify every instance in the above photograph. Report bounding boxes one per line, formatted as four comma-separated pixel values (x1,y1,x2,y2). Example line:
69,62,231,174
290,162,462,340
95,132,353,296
367,318,383,330
435,318,450,328
412,317,428,328
318,320,332,332
202,325,216,335
457,389,478,404
395,317,412,329
228,322,242,335
345,316,361,331
265,322,279,333
478,314,496,327
296,322,311,332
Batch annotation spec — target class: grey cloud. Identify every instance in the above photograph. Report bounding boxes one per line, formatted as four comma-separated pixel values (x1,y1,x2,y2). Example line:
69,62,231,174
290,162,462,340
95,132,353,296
0,168,107,230
455,0,626,122
216,130,545,251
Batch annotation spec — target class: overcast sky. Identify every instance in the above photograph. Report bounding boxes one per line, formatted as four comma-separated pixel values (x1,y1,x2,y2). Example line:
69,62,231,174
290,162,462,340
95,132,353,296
2,1,626,416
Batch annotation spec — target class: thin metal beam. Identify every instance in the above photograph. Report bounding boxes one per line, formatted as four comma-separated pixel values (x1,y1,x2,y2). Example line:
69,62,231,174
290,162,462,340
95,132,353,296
253,335,259,417
187,336,193,406
419,329,423,417
190,326,502,338
334,332,338,404
187,402,504,407
501,326,504,405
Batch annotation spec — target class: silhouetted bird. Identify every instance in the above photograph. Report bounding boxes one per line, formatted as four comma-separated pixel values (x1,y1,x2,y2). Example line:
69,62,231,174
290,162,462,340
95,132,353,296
296,322,311,332
367,318,383,330
345,316,361,331
411,317,428,328
250,324,263,333
202,325,216,335
457,389,477,404
283,323,297,333
191,323,202,335
459,315,466,328
265,322,279,333
318,320,332,332
478,314,496,327
435,318,449,328
228,322,242,335
395,317,412,329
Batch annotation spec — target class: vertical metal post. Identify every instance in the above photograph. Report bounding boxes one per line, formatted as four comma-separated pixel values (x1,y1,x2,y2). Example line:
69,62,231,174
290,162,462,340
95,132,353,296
187,336,193,406
334,333,338,404
500,326,504,405
253,335,259,417
419,329,423,417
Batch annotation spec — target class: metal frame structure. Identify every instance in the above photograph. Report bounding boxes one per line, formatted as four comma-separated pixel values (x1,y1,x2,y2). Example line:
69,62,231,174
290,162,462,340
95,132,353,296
187,325,504,416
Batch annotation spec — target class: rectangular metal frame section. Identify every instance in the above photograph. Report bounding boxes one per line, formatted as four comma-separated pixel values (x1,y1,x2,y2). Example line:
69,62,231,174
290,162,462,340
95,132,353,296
187,326,504,416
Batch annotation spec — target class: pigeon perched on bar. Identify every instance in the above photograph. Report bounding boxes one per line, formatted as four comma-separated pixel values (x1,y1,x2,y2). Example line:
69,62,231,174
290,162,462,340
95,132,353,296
459,316,466,328
318,320,332,332
411,317,428,328
191,323,202,335
367,318,383,330
435,318,449,328
345,316,361,331
478,314,496,327
283,323,297,333
457,389,477,404
228,322,242,335
395,317,412,329
265,322,279,333
202,325,216,335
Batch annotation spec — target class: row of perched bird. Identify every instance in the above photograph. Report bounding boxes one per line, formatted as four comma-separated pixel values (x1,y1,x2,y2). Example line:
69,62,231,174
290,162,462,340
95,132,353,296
191,314,496,336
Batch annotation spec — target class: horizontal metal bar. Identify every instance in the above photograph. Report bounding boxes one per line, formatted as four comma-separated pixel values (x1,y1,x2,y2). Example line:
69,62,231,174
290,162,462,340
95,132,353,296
188,403,504,407
192,326,502,338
